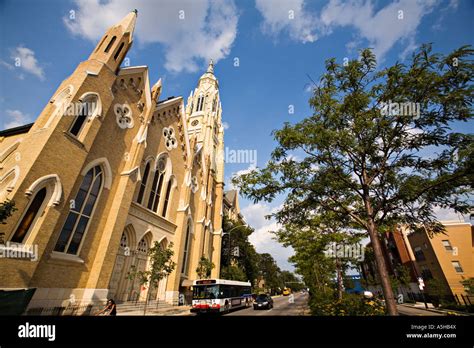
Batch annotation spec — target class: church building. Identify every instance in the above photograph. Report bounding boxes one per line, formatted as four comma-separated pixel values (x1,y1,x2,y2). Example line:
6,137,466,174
0,10,225,311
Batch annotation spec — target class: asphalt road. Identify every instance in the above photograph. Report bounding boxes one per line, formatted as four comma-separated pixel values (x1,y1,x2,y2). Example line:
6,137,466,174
225,292,309,316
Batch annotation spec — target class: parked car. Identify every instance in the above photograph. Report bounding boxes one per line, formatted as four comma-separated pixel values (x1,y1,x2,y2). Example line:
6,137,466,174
253,294,273,310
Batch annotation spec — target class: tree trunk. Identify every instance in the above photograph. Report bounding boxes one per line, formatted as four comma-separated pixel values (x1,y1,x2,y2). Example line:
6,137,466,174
143,286,150,316
335,257,343,301
367,219,398,315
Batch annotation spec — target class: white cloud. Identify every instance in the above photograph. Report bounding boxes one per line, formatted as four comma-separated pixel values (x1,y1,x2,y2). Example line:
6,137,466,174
256,0,438,61
4,109,31,129
226,164,257,189
222,121,230,130
9,46,45,80
242,203,295,271
255,0,318,43
64,0,239,73
433,206,466,222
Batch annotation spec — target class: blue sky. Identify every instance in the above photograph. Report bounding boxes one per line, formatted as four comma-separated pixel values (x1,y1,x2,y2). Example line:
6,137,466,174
1,0,473,271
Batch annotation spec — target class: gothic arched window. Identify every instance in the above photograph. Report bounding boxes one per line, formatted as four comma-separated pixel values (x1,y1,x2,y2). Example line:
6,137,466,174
181,223,192,275
104,36,116,53
114,42,125,61
161,178,173,218
10,187,47,243
54,165,103,254
136,162,150,204
147,157,166,212
70,95,98,137
212,97,217,112
196,94,204,112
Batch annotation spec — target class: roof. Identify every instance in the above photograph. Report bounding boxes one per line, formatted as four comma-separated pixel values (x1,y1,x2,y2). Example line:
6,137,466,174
224,190,237,204
0,123,33,137
157,96,179,105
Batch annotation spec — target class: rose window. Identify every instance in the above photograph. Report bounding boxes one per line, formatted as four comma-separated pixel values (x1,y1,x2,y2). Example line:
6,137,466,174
114,104,134,129
163,126,178,151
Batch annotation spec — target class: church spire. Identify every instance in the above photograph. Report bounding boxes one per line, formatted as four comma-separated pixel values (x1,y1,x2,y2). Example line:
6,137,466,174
207,59,214,74
116,10,138,40
88,10,138,73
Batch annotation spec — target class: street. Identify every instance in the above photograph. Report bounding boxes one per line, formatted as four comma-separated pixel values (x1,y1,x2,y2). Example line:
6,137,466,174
225,292,310,316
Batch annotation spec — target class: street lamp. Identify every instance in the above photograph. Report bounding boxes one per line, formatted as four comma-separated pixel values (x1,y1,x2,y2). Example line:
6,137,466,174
222,224,248,267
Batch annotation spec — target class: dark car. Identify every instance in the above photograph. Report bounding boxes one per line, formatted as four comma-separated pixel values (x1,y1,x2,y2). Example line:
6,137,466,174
253,294,273,310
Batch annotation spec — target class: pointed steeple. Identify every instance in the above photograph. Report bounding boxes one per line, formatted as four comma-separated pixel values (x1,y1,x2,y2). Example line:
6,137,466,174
198,59,218,86
89,10,138,72
116,9,138,40
207,59,214,74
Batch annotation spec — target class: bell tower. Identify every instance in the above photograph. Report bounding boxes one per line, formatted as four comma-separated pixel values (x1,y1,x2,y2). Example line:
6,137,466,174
88,10,137,73
185,60,224,278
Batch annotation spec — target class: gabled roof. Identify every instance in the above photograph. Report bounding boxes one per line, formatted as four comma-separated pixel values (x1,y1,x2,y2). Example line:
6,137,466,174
0,123,33,137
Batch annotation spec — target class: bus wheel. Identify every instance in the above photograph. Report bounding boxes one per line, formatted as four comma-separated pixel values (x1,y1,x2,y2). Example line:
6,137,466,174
224,301,230,313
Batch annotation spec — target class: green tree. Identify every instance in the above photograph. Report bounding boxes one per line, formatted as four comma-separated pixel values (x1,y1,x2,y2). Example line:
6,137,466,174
233,45,473,315
221,264,247,281
259,253,283,294
0,199,16,244
196,256,215,279
0,199,16,224
220,216,259,284
460,278,474,295
128,242,176,315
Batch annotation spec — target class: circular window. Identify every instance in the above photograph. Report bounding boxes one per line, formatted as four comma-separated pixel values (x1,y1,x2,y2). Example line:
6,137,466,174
191,120,199,126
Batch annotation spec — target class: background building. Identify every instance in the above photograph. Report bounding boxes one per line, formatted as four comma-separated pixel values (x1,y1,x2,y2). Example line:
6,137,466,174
360,220,473,305
407,221,473,301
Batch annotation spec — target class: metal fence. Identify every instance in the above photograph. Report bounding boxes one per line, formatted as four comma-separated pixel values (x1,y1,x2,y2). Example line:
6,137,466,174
406,291,473,307
25,303,95,316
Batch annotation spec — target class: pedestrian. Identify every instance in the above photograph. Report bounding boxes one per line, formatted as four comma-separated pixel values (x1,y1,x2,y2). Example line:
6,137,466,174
95,299,117,316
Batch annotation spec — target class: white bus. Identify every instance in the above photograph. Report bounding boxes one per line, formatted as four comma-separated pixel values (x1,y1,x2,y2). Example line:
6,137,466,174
191,279,252,314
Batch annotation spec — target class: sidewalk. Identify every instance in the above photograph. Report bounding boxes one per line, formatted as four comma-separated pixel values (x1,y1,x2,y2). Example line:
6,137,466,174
116,305,192,316
399,302,471,316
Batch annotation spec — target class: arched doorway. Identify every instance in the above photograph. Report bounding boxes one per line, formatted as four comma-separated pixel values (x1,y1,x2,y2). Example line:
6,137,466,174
108,226,137,302
129,235,150,301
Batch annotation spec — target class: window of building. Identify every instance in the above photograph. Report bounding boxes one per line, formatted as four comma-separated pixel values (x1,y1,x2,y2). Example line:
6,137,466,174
104,36,116,53
54,165,103,255
70,95,98,137
420,266,433,280
452,261,463,273
137,237,148,254
10,187,47,243
196,94,204,112
136,162,150,204
441,240,453,251
147,170,164,212
181,224,192,275
161,179,173,218
413,246,426,261
212,97,217,112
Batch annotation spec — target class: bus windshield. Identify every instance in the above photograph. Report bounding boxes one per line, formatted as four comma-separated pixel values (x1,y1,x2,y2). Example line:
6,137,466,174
193,285,220,299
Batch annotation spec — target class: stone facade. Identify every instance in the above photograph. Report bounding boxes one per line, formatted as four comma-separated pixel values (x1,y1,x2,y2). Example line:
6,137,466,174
0,11,224,310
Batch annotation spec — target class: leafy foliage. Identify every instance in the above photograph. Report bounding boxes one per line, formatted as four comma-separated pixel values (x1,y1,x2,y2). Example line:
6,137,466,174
196,256,215,279
233,44,474,314
128,242,176,290
0,199,16,224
